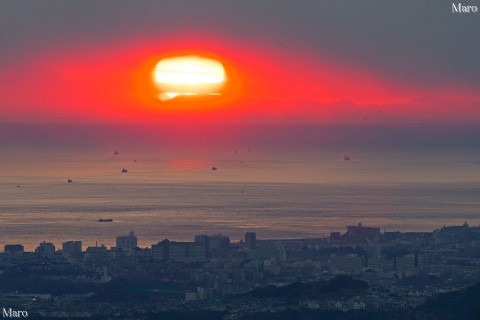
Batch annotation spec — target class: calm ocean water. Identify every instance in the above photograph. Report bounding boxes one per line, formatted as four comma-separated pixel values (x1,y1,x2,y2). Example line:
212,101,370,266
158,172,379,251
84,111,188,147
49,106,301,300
1,144,480,251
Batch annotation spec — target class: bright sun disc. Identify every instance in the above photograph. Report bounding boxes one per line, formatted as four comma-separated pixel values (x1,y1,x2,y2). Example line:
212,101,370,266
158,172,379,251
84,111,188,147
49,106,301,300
153,55,226,101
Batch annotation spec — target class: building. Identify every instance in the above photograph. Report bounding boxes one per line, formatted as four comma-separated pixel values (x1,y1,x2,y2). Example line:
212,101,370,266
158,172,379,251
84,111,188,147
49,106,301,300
62,241,82,253
86,245,108,254
169,242,207,262
194,234,210,252
115,231,138,251
366,256,382,270
100,266,112,283
434,222,470,244
345,223,380,243
194,234,209,244
85,245,108,263
329,254,363,273
152,240,207,262
152,239,170,261
4,244,24,254
36,241,55,255
185,291,197,302
208,234,230,253
169,242,190,261
417,251,438,267
197,287,215,300
365,245,382,270
256,242,287,261
245,232,256,249
396,254,416,271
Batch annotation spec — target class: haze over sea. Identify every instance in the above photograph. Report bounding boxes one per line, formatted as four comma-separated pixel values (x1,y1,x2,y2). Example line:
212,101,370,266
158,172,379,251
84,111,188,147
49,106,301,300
1,122,480,251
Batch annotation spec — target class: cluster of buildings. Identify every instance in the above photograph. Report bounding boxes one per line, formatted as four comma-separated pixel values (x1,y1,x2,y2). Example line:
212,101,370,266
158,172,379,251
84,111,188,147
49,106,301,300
1,222,480,318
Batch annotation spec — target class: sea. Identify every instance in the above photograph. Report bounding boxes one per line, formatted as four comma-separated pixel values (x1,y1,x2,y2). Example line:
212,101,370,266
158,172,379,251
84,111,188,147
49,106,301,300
1,122,480,251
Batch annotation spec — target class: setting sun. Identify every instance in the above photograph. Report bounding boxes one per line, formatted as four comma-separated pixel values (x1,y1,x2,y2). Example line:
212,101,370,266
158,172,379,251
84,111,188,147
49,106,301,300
153,55,226,101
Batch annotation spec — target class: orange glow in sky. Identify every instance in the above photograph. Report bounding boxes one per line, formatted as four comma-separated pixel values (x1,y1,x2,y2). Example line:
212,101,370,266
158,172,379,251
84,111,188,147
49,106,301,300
1,36,479,123
153,55,226,101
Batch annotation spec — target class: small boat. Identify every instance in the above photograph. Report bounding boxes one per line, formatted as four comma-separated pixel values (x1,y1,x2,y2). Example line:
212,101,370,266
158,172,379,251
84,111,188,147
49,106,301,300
67,179,73,183
113,150,120,155
121,168,128,173
97,218,113,222
211,166,218,171
344,156,351,161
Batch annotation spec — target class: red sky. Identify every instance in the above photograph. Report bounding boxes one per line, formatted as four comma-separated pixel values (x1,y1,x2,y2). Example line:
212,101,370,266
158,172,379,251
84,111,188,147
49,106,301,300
2,1,480,124
1,36,479,124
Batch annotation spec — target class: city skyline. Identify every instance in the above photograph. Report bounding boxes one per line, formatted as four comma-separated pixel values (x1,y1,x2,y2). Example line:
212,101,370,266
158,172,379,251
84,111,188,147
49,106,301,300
2,221,480,319
3,221,477,253
1,0,480,260
1,1,480,318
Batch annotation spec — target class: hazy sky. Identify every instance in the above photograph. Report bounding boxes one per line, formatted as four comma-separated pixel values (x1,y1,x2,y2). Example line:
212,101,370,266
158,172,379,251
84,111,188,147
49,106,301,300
1,0,480,123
